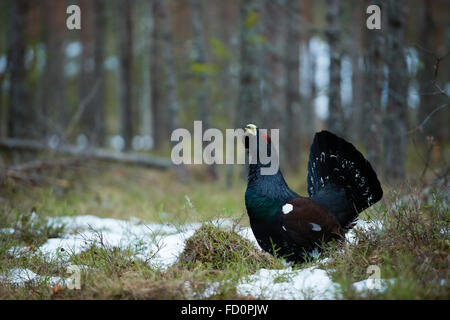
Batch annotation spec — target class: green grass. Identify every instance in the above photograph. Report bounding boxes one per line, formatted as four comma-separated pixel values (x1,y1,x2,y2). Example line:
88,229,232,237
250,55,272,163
0,160,449,299
325,191,450,299
0,161,247,223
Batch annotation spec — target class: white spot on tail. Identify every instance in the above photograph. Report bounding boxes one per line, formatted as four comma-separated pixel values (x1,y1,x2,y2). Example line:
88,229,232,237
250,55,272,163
310,222,322,231
282,204,293,214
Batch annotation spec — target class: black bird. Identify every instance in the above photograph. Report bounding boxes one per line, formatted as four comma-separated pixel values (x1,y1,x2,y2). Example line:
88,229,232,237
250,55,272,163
243,124,383,262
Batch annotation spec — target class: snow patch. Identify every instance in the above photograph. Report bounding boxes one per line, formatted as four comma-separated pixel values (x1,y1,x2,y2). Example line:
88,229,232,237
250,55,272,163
237,226,258,245
0,228,15,235
36,215,201,269
3,214,390,299
345,219,383,244
236,267,341,300
0,268,64,287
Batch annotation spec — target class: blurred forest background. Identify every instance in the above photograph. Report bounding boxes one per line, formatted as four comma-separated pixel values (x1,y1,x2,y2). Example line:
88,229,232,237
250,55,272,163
0,0,449,188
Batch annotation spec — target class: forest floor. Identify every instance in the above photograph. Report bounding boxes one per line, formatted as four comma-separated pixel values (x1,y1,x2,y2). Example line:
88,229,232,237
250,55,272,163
0,160,448,299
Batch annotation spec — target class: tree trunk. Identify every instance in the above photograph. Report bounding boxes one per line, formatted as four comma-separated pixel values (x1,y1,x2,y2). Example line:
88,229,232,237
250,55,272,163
284,0,301,171
300,0,315,140
79,0,95,141
7,0,31,139
383,0,408,183
260,0,284,130
118,0,134,151
325,0,343,136
362,0,384,175
92,0,106,146
0,1,7,137
160,0,186,181
417,0,448,145
349,0,363,142
237,0,263,180
150,0,164,151
40,0,66,137
78,0,105,147
160,1,179,135
191,0,217,179
237,0,262,126
39,0,65,137
190,0,209,129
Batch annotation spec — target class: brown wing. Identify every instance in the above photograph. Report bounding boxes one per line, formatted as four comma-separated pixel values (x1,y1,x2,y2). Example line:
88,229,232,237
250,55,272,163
281,197,343,250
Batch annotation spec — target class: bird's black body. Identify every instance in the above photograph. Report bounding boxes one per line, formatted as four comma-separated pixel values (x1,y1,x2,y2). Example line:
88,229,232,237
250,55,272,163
244,127,383,262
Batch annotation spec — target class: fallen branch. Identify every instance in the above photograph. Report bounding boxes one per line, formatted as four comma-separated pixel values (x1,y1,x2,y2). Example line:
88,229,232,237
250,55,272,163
0,138,173,169
1,157,80,185
4,158,81,172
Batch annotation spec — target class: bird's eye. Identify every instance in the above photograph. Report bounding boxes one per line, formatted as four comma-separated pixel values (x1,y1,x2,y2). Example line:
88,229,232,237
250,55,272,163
261,134,269,144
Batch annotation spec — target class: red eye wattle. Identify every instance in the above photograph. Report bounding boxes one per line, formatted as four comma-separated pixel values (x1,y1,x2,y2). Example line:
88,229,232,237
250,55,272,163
261,134,269,144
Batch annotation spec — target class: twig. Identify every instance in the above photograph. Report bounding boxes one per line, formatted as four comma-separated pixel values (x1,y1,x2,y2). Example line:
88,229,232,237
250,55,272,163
142,224,164,263
420,138,434,180
410,135,440,186
55,79,101,151
406,103,448,135
414,45,449,98
434,160,450,187
406,46,449,135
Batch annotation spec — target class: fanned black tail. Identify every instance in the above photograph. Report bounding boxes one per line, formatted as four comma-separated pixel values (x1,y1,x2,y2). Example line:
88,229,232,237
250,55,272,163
307,130,383,229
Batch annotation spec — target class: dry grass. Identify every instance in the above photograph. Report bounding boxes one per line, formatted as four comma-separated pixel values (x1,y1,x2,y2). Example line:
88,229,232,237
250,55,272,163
177,224,284,272
326,187,450,299
0,159,449,299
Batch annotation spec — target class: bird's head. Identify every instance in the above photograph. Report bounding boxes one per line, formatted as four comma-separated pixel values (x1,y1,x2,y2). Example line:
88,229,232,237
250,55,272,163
244,123,258,137
243,123,271,150
242,123,281,177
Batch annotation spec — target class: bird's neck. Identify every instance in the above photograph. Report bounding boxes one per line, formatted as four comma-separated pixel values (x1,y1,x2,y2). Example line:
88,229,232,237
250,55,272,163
247,163,298,202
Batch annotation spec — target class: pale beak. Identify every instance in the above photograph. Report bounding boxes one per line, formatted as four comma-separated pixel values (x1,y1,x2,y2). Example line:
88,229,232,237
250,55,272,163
244,124,257,136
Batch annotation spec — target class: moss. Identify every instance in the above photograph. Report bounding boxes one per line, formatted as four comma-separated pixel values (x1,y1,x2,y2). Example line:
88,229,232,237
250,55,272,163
177,224,283,272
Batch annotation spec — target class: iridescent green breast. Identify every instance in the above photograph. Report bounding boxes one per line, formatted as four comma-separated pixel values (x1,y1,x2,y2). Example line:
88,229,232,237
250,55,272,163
244,188,283,222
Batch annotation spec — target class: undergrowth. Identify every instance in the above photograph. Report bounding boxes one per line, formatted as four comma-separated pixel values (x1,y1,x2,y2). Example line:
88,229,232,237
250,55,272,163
0,162,448,299
326,190,449,299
